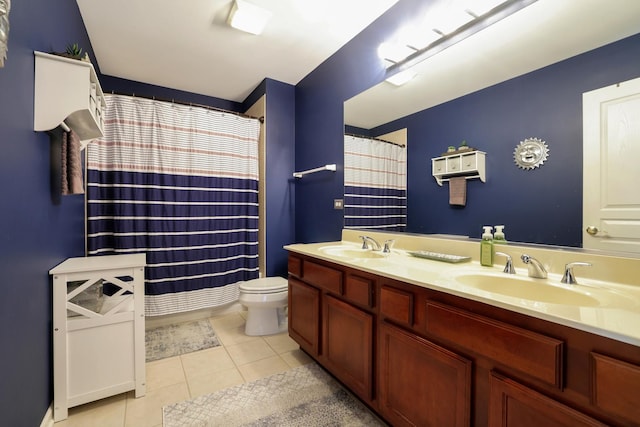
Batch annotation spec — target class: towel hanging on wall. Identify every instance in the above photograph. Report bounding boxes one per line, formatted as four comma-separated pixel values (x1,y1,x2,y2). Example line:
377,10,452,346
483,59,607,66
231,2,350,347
61,130,84,195
449,176,466,206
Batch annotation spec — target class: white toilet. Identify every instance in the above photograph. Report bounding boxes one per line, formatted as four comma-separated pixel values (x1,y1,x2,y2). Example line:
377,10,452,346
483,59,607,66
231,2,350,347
238,277,288,336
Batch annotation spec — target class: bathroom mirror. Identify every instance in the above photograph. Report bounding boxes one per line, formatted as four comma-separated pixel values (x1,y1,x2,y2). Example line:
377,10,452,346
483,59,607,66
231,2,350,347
343,1,640,250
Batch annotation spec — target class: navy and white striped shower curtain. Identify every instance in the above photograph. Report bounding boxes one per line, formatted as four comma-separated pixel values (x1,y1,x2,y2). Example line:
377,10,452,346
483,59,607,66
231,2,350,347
344,135,407,231
86,95,260,316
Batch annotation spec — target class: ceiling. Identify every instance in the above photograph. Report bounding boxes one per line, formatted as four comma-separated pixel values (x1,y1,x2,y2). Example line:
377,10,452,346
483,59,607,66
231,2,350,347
76,0,399,102
345,0,640,128
77,0,640,122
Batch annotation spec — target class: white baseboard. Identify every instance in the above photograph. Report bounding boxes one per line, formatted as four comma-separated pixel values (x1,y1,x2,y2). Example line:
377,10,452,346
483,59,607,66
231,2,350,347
40,403,54,427
145,302,245,329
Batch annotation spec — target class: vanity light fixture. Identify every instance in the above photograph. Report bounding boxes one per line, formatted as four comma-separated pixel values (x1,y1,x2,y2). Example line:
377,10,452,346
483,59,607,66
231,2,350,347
227,0,272,35
380,0,538,84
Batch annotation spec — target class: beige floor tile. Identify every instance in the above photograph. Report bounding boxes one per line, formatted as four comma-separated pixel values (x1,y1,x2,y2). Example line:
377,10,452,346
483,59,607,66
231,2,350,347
145,356,186,392
181,346,236,381
213,322,259,346
209,313,245,329
187,366,245,398
237,355,291,382
125,382,190,427
264,332,299,354
56,394,126,427
225,338,277,366
280,348,314,368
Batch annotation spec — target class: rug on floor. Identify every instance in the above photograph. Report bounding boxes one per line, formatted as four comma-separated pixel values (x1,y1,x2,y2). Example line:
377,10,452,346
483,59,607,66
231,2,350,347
146,319,221,362
162,363,386,427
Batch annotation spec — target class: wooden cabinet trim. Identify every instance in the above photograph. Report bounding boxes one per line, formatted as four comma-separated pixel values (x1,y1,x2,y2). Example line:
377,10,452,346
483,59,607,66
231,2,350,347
287,256,302,278
302,260,343,295
345,274,374,308
489,371,606,427
591,352,640,423
426,301,564,389
380,285,414,327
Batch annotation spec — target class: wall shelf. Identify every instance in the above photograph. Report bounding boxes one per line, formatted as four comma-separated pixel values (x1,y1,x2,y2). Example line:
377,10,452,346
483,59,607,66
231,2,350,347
34,51,106,143
432,150,486,186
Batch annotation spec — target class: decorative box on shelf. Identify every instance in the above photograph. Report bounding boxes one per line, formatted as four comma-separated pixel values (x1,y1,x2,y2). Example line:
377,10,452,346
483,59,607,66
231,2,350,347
49,254,146,422
34,51,106,143
432,150,486,186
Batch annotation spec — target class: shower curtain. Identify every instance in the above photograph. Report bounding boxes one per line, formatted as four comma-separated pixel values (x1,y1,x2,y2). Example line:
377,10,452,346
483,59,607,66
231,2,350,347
86,95,260,316
344,135,407,231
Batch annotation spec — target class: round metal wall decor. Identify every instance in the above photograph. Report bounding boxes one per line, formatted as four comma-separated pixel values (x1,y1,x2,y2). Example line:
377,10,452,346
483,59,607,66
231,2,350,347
513,137,549,170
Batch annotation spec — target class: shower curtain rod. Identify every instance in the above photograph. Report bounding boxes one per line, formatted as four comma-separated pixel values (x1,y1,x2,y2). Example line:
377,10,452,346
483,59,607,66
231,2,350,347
109,91,264,123
345,133,405,147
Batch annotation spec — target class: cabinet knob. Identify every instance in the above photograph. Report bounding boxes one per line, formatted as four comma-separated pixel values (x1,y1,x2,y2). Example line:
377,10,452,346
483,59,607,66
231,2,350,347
586,226,599,236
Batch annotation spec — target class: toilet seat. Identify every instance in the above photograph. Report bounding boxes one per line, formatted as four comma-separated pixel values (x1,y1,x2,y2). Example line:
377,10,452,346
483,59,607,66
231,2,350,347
239,277,288,294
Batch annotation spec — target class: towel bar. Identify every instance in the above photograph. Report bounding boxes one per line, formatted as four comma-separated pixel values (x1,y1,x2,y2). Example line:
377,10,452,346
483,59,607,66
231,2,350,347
293,164,337,179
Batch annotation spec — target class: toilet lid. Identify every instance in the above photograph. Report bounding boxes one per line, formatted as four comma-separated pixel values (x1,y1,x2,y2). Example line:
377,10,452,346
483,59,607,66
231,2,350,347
239,277,288,293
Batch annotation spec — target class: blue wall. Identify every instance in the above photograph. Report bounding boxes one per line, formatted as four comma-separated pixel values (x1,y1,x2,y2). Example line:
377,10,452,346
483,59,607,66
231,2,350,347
295,0,640,247
0,2,295,424
0,1,94,425
294,0,430,243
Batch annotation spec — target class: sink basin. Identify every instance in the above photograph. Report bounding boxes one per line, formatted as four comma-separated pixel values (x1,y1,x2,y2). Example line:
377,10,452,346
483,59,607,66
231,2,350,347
319,245,387,259
452,273,638,308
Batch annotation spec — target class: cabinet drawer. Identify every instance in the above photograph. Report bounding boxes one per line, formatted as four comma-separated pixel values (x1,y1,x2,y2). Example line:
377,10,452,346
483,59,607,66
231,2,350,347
591,352,640,423
288,256,302,278
345,275,374,308
303,260,343,295
426,301,564,388
446,156,461,173
380,286,414,326
461,153,477,171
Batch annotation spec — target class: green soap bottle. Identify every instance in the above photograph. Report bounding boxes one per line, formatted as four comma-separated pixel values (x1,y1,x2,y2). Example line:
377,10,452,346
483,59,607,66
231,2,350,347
480,226,494,267
494,225,507,245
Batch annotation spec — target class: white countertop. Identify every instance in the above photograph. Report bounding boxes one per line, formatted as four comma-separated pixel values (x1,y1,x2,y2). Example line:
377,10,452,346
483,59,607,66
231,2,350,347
285,238,640,347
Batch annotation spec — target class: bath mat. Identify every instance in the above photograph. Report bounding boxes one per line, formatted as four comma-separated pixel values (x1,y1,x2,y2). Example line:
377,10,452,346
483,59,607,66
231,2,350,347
146,319,221,362
162,363,386,426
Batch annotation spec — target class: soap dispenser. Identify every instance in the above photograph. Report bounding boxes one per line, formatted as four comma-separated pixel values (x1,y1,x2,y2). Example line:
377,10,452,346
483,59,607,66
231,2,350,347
494,225,507,245
480,226,494,267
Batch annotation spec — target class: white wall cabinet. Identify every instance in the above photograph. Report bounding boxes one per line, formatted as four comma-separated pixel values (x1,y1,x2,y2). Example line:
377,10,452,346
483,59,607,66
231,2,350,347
34,51,106,144
432,150,486,186
49,254,146,421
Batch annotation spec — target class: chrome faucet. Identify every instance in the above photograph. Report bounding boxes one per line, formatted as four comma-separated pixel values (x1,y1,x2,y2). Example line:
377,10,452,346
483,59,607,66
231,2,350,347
521,254,547,279
495,252,515,274
561,262,592,285
383,239,395,253
359,235,382,251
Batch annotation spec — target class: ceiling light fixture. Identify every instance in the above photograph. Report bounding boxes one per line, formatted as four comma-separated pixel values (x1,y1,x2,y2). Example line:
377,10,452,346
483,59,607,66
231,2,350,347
227,0,272,35
381,0,537,85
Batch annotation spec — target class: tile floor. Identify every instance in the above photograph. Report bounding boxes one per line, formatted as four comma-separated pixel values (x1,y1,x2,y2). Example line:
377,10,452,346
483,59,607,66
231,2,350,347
56,311,312,427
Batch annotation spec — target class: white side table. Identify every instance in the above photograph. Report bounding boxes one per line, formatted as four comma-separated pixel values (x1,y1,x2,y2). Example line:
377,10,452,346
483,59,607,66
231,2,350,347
49,254,146,421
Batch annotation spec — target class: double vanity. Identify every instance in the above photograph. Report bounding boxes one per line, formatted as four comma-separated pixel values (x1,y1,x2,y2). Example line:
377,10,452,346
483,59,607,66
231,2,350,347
285,230,640,426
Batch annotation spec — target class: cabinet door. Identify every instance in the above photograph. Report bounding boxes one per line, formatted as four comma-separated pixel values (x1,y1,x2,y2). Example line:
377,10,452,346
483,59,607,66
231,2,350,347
322,295,373,401
489,372,606,427
378,322,472,427
288,278,320,356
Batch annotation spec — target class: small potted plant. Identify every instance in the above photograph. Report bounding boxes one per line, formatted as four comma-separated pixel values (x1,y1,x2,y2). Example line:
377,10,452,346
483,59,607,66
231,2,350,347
53,43,90,62
458,140,470,151
65,43,83,59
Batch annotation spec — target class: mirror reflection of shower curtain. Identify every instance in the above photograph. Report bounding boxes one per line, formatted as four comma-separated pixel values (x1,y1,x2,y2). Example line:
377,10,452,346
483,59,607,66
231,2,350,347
344,135,407,231
86,95,260,316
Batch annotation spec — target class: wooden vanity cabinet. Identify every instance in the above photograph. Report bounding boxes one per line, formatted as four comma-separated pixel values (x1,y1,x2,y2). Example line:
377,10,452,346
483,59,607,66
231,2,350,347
288,277,320,356
378,321,472,426
287,255,377,406
287,253,640,426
